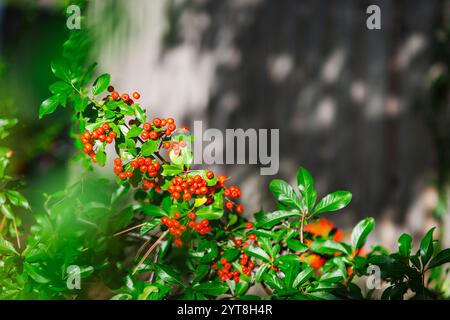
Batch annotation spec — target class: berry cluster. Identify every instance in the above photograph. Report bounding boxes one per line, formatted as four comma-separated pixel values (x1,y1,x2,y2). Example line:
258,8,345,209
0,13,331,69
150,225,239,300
212,253,254,283
161,213,187,247
163,140,187,156
141,117,176,141
211,225,258,283
186,211,211,235
224,185,244,214
161,211,211,247
80,123,117,162
108,85,140,106
113,157,162,192
167,172,215,201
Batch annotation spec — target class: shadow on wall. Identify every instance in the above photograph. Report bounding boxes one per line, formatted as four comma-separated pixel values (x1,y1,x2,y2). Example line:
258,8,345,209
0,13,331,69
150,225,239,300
91,0,450,248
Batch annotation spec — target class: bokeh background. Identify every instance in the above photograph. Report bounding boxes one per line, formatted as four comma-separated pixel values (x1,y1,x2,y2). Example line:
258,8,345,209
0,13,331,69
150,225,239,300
1,0,450,250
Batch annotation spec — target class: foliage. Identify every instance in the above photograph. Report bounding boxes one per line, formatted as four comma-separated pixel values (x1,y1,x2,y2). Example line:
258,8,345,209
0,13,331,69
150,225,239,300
1,5,450,301
0,118,30,249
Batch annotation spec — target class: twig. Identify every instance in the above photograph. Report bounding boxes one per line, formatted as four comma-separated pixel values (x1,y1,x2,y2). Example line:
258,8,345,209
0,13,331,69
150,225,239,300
0,215,6,234
12,217,20,249
135,237,153,259
300,214,305,243
113,223,146,237
132,231,168,275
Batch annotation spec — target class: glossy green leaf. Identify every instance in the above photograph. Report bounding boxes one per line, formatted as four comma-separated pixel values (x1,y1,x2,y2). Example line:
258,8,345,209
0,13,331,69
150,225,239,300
39,95,60,119
419,227,435,266
269,179,302,210
243,245,271,262
255,210,300,228
398,233,412,258
293,266,314,288
194,281,229,296
141,139,159,157
92,73,111,95
297,167,316,212
0,235,18,256
313,191,352,215
428,248,450,269
350,217,375,250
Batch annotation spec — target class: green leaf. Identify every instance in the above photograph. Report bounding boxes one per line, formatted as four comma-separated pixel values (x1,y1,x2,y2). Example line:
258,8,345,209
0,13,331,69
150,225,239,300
134,105,146,123
320,269,345,283
6,190,30,210
287,239,308,252
140,220,160,235
309,239,349,255
313,191,352,215
39,95,60,119
192,264,210,283
73,94,89,113
428,248,450,269
255,263,269,282
221,248,240,262
350,217,375,250
140,204,168,217
243,245,271,262
96,144,107,167
255,210,300,228
0,203,14,219
196,205,223,220
162,164,184,176
126,126,143,139
51,60,71,82
0,235,18,256
92,73,111,95
49,81,73,95
293,266,314,288
194,281,229,296
398,233,412,258
156,264,184,287
24,263,51,284
141,139,159,157
297,167,316,212
269,179,302,210
420,227,435,266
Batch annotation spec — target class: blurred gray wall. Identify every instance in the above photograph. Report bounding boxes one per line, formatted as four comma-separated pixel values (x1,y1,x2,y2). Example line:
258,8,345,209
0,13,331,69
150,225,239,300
90,0,450,248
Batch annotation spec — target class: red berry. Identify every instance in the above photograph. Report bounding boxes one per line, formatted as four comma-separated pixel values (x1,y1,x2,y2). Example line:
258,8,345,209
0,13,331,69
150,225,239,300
225,201,234,210
236,204,244,214
132,91,140,99
153,118,162,127
188,212,196,220
111,91,119,100
206,170,214,179
245,222,253,229
121,93,129,101
183,193,192,201
119,173,127,180
149,131,158,140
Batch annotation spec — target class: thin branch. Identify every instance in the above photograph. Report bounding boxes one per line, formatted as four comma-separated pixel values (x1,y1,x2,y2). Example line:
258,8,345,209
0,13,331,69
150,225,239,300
0,215,6,234
135,237,153,260
132,231,168,276
299,214,305,243
113,223,146,237
12,217,20,249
